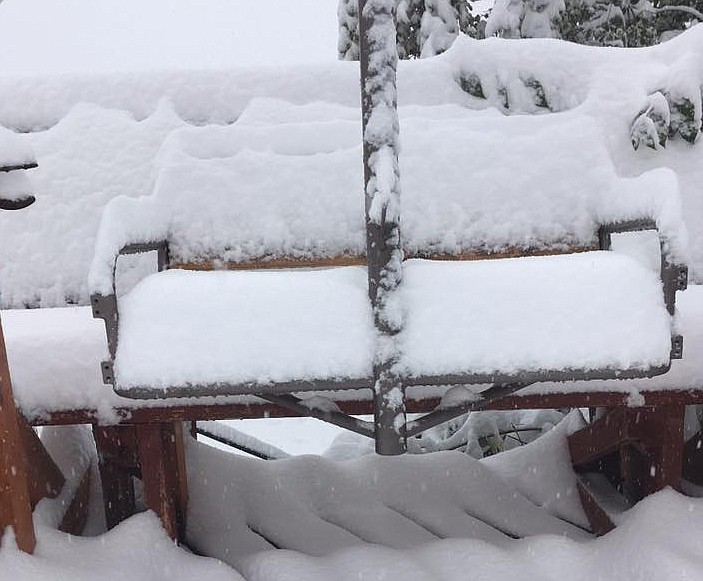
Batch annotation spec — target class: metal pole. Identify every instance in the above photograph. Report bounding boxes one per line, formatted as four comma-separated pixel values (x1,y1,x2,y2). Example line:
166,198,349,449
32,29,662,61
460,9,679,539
358,0,406,454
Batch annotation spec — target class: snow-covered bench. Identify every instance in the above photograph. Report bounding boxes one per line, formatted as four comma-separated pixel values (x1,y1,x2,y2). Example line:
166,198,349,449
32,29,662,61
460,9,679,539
85,8,690,459
89,98,688,443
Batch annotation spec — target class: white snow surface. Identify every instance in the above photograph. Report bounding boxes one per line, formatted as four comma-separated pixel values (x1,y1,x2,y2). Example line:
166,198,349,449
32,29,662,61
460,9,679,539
5,428,703,580
0,514,243,581
233,488,703,580
115,267,375,390
113,251,671,392
398,254,672,377
0,125,35,168
1,6,703,581
186,438,590,563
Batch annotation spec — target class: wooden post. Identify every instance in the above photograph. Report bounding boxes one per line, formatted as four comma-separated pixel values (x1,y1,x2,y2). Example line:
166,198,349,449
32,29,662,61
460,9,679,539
359,0,406,455
136,422,188,541
635,405,684,495
570,405,685,506
93,425,139,530
0,315,35,553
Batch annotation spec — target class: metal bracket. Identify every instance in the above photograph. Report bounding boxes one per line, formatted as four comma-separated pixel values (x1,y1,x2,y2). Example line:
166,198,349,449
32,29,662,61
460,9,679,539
91,241,170,388
101,360,115,385
91,293,119,384
671,335,684,360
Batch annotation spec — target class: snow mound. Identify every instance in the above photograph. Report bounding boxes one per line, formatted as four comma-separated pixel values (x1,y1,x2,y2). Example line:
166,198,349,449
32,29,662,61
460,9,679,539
233,488,703,581
186,440,589,563
0,512,242,581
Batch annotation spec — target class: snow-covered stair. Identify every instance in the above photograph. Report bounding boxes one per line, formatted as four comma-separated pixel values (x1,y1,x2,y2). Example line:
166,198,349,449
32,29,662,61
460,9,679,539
186,440,591,565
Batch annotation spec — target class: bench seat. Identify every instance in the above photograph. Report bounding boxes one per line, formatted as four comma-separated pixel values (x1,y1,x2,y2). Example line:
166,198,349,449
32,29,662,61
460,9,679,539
111,251,671,398
115,267,374,394
399,254,672,383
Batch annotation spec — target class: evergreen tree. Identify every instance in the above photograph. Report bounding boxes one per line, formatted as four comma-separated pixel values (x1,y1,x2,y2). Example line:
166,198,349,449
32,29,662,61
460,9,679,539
485,0,684,46
338,0,478,60
338,0,361,60
486,0,565,38
420,0,461,56
651,0,703,39
560,0,659,47
397,0,425,58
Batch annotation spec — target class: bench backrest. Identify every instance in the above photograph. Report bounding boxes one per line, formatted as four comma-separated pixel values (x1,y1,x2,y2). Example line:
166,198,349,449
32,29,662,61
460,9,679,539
89,105,686,295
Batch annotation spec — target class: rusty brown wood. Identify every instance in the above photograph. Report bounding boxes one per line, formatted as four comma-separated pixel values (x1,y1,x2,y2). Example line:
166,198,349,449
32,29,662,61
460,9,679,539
576,480,616,536
58,463,92,535
136,422,187,541
93,425,138,530
171,255,367,271
570,405,685,503
635,405,685,495
168,245,598,273
24,389,703,427
618,443,636,501
569,407,631,468
0,315,36,553
17,416,65,508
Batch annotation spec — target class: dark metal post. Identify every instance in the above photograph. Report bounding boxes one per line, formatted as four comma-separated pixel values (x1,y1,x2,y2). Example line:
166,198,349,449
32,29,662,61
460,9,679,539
359,0,406,455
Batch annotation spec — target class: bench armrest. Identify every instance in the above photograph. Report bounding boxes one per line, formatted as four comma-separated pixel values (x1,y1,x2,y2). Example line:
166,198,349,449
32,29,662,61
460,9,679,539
599,218,687,361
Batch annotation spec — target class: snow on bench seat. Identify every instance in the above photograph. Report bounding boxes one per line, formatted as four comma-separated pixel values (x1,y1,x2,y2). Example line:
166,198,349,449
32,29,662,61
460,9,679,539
398,254,672,381
3,285,703,420
114,266,375,394
112,251,670,396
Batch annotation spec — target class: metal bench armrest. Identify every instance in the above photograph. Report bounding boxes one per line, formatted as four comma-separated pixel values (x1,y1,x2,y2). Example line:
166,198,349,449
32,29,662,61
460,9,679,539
91,240,170,384
599,219,687,360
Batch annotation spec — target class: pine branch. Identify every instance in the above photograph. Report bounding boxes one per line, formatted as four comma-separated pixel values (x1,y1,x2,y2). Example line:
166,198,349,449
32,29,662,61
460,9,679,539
652,5,703,21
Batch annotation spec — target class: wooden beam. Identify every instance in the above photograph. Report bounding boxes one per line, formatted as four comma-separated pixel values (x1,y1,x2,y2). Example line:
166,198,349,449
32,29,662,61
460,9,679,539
17,416,65,508
27,389,703,428
93,425,138,530
569,407,631,468
171,254,366,271
169,245,599,273
136,423,188,541
0,316,35,553
634,405,684,495
570,405,685,503
58,464,92,535
576,480,616,536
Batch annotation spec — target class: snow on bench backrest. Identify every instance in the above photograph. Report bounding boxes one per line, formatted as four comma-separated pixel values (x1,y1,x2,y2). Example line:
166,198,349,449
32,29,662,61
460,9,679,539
89,103,686,296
